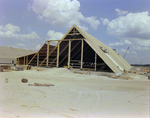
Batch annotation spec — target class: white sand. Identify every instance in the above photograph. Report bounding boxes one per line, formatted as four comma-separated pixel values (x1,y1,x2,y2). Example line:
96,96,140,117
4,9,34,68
0,68,149,118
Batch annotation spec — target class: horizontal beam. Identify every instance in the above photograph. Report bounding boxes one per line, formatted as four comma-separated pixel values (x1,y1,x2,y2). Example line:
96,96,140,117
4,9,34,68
47,38,84,42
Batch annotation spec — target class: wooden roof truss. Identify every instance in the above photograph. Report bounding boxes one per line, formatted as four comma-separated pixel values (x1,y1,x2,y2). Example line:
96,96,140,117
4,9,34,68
17,25,131,74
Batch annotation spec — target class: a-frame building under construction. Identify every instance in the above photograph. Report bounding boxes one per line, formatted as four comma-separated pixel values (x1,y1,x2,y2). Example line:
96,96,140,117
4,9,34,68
17,24,131,75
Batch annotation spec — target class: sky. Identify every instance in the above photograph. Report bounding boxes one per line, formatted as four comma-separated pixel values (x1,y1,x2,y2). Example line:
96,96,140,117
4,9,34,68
0,0,150,64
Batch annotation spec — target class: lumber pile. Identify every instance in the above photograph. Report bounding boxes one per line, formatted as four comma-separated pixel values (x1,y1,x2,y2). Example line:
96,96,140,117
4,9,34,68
0,67,3,72
28,83,55,87
108,75,133,80
15,66,24,71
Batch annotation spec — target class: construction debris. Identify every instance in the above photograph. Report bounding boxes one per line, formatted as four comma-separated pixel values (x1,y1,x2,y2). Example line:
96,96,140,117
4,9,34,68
27,65,32,70
73,71,90,75
5,78,8,83
0,67,3,72
15,66,24,71
108,75,133,80
0,65,11,69
21,78,28,83
30,106,40,108
28,83,55,87
141,67,150,73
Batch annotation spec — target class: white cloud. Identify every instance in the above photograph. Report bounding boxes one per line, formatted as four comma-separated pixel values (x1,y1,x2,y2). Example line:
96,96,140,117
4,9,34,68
0,26,3,30
16,43,26,47
124,39,132,45
132,45,149,51
102,11,150,53
124,38,150,49
20,32,41,41
100,18,109,25
115,9,128,15
30,0,100,30
120,48,137,56
109,42,124,46
47,30,64,40
4,23,20,34
131,51,138,55
84,16,100,29
0,24,41,40
35,44,41,50
47,30,64,44
104,11,150,39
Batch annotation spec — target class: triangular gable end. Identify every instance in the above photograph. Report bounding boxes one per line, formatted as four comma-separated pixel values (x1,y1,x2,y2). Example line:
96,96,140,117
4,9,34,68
69,25,131,74
17,24,131,75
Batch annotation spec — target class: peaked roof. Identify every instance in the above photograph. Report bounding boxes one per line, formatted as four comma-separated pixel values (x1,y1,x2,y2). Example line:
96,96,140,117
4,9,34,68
0,46,36,59
61,24,131,74
16,24,131,74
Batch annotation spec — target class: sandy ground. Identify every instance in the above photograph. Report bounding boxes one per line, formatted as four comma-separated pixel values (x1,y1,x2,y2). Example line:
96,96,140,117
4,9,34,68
0,68,149,118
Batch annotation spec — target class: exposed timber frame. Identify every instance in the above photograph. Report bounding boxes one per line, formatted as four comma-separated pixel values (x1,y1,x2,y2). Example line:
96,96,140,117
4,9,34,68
16,24,131,74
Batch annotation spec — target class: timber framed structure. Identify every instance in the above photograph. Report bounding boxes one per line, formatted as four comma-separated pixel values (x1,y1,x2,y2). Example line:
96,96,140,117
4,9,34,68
17,25,131,75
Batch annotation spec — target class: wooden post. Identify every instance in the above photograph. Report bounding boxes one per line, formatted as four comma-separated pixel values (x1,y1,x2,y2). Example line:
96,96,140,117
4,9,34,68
68,40,71,68
46,41,49,67
81,39,84,69
26,56,28,65
18,58,19,65
24,56,25,65
95,52,97,71
57,41,60,67
37,53,39,66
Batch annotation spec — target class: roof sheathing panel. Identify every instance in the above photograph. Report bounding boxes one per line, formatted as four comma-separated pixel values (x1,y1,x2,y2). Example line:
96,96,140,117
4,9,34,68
74,25,131,73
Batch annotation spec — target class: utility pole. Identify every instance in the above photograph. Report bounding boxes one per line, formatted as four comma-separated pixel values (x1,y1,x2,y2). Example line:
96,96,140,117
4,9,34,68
124,47,129,58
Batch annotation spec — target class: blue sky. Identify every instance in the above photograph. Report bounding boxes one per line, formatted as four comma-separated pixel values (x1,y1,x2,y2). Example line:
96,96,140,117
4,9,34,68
0,0,150,64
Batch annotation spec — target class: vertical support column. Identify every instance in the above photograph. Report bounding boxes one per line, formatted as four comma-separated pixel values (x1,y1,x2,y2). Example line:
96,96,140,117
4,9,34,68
81,39,84,70
26,56,28,65
18,58,19,65
24,56,25,65
68,40,71,68
37,53,39,66
46,41,49,67
57,41,60,67
16,58,18,65
95,52,97,71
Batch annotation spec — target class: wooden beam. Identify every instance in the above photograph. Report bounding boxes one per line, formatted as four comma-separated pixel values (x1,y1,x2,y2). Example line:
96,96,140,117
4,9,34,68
68,40,71,68
57,41,60,67
81,39,84,69
28,41,47,65
46,41,49,66
47,38,84,42
24,56,25,65
27,53,37,65
67,33,81,35
74,42,89,60
49,41,72,66
95,52,97,71
41,38,85,66
17,58,19,65
59,41,81,66
37,53,39,66
26,56,28,65
40,42,59,66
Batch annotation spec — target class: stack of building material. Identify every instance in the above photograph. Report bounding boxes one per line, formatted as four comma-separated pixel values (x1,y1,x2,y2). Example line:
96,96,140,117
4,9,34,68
15,66,24,71
141,67,150,73
0,67,3,72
